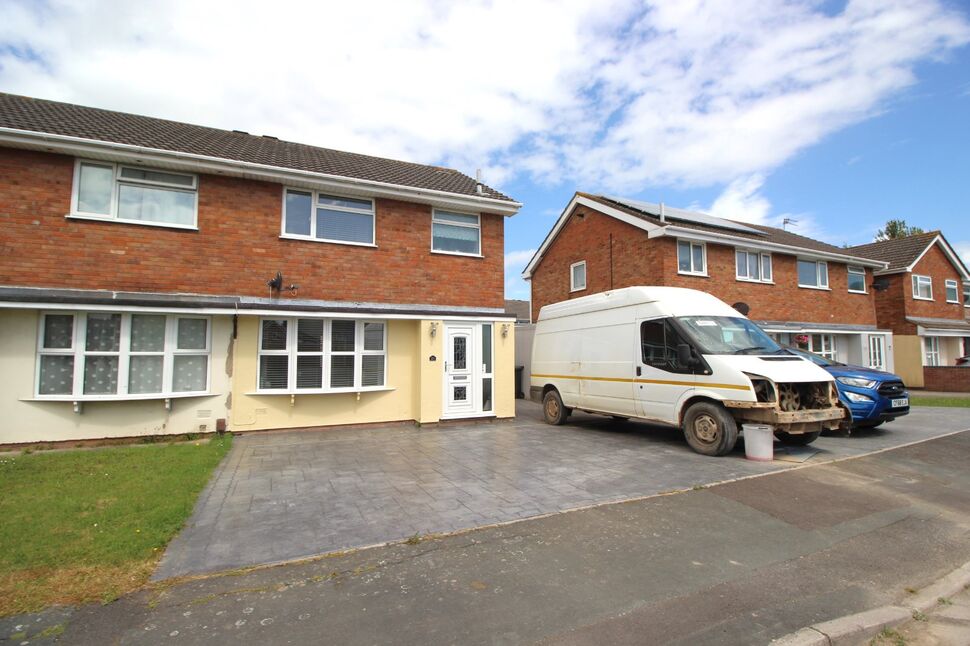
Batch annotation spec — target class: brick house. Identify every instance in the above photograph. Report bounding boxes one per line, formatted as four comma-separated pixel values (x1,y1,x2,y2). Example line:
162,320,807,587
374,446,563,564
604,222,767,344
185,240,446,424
0,93,520,444
847,232,970,390
523,193,893,370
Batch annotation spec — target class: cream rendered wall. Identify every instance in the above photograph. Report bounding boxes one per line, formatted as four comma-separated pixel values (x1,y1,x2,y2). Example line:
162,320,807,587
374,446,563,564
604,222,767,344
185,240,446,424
0,309,232,445
416,320,443,424
230,317,422,431
494,323,515,418
893,335,924,387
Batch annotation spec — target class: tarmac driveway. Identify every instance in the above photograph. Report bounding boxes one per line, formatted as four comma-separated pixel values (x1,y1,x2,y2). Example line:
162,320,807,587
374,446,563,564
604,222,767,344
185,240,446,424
155,401,968,579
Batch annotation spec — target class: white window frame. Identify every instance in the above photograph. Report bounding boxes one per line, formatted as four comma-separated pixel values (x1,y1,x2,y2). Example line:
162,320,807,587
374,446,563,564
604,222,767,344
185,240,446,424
912,274,933,301
69,159,199,231
431,209,482,257
964,282,970,308
809,333,837,361
735,250,772,283
35,312,211,400
677,240,707,276
945,279,959,303
570,260,587,292
868,335,886,371
256,318,388,394
923,336,941,367
847,266,867,294
280,188,376,247
797,259,829,290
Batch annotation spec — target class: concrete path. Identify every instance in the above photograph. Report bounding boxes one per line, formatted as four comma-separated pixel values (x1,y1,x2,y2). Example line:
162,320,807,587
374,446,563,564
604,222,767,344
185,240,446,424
154,402,969,579
9,424,970,645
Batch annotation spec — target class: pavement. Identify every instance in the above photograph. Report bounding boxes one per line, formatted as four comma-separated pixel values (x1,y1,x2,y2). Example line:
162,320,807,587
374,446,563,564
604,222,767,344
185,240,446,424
154,400,968,579
4,415,969,645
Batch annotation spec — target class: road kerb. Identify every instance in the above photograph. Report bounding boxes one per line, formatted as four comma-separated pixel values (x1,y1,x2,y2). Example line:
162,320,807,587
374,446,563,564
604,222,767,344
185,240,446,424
810,606,911,645
907,560,970,612
770,627,829,646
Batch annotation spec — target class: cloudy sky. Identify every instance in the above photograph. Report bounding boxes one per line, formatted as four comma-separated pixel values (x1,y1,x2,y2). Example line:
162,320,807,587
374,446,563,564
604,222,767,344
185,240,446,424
2,0,969,299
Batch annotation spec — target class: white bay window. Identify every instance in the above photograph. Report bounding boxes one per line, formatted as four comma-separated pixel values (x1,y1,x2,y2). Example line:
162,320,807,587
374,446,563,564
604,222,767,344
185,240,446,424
37,313,210,398
258,318,387,392
72,160,197,229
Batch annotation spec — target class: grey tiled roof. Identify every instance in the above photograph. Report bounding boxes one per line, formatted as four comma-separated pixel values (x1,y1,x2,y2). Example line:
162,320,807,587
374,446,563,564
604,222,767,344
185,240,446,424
585,194,875,262
846,231,941,272
504,299,531,322
0,93,516,203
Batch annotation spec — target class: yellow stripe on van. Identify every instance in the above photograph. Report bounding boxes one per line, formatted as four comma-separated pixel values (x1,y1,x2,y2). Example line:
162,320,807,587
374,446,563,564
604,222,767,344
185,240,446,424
530,374,751,391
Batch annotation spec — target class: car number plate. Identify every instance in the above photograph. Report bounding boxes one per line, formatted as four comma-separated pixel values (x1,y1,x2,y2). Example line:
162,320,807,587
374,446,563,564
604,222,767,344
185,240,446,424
891,398,909,408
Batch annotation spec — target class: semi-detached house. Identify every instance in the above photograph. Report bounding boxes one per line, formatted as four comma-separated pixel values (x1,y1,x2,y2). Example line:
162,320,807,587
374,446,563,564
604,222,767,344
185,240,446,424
0,93,520,445
847,231,970,391
523,193,894,371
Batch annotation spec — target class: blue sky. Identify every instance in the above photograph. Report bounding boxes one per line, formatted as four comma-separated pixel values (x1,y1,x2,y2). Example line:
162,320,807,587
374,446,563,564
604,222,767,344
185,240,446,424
1,0,969,300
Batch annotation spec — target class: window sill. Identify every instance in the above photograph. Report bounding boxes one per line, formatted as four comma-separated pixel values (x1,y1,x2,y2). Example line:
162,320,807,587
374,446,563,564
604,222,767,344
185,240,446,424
279,234,377,248
247,386,395,396
946,300,960,305
678,271,708,278
570,286,586,293
736,278,774,284
912,296,934,301
23,392,212,403
797,285,831,291
66,213,198,231
431,250,483,259
848,289,869,295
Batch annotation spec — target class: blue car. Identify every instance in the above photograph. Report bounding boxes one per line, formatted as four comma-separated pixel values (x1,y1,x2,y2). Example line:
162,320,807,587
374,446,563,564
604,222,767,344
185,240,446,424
786,347,910,429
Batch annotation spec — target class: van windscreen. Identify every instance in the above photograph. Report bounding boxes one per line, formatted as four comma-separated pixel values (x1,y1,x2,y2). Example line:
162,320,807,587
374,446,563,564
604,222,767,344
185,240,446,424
677,316,782,355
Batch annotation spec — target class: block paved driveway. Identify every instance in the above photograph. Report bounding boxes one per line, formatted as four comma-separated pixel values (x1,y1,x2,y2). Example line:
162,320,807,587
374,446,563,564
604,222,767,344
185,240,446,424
154,401,968,579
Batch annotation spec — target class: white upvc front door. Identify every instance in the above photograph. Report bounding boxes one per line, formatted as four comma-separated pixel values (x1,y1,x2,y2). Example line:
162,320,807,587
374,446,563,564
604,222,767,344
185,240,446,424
442,323,495,419
868,336,886,371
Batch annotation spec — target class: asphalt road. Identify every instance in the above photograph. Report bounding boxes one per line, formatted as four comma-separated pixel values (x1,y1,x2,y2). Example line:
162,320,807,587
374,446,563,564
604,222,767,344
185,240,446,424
8,422,970,645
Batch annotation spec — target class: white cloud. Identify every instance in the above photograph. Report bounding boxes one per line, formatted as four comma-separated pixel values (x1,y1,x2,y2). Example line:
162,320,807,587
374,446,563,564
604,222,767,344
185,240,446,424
504,248,537,300
0,0,966,195
954,242,970,270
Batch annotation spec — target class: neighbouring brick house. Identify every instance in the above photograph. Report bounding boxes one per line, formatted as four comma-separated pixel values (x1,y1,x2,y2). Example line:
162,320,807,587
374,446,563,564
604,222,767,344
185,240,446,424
847,232,970,391
523,193,894,370
0,93,520,444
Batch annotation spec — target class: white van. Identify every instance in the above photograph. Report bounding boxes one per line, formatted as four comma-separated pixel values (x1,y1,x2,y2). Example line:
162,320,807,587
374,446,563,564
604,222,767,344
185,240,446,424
530,287,845,456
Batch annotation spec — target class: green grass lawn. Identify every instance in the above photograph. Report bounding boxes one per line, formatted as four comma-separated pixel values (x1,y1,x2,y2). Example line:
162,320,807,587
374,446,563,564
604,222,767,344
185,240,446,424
0,436,231,616
910,396,970,408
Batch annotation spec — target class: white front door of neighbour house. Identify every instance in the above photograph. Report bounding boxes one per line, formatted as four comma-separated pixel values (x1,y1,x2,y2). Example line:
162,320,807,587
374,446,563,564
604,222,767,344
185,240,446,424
868,336,886,371
442,323,494,418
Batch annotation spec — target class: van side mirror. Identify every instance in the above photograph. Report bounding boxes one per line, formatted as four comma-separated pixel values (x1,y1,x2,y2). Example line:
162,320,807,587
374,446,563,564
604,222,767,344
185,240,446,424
676,343,695,367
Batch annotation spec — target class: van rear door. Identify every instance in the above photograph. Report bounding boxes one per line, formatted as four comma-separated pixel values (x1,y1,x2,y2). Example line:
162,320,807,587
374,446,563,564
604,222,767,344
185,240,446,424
635,317,696,424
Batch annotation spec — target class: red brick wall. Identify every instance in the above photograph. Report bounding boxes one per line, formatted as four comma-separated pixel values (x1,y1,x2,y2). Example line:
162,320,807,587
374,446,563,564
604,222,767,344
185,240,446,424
529,205,878,326
905,243,965,320
529,208,664,322
0,148,505,309
663,243,877,325
872,274,913,335
922,367,970,392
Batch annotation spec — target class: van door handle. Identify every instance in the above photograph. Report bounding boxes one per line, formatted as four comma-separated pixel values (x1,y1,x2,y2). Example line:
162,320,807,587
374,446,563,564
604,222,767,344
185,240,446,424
636,366,642,377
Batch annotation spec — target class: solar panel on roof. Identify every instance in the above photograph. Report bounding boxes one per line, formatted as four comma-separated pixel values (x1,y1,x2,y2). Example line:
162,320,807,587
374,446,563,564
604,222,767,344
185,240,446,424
605,196,766,236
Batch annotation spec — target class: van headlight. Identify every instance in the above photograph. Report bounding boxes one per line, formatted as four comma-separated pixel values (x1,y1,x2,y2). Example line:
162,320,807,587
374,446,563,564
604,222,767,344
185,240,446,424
843,391,874,403
744,373,776,403
837,377,877,389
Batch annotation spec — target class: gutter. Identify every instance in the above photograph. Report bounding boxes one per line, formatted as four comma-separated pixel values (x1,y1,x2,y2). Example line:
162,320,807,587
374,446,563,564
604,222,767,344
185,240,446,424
0,128,522,216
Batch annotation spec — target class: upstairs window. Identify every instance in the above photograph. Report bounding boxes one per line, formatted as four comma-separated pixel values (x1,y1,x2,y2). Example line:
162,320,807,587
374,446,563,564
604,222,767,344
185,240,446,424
36,312,209,398
964,283,970,307
945,279,959,303
258,318,386,392
912,275,933,300
736,250,772,283
677,240,706,276
570,261,587,292
797,260,829,289
847,266,867,293
282,189,375,246
72,160,197,229
432,210,481,256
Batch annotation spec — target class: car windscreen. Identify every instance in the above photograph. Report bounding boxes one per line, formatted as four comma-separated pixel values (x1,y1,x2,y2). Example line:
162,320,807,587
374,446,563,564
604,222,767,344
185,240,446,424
677,316,782,355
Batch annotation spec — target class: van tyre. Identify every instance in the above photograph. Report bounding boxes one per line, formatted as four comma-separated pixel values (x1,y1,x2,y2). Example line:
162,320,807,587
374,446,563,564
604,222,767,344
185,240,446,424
683,402,739,456
775,430,820,446
543,390,569,425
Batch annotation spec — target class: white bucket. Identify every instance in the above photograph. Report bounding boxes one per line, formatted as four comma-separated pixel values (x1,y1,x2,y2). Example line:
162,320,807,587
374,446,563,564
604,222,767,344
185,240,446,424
742,424,775,461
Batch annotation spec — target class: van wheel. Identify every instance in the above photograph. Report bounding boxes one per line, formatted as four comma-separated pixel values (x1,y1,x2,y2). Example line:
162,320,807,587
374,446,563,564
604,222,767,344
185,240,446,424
775,430,820,446
543,390,568,425
683,402,738,456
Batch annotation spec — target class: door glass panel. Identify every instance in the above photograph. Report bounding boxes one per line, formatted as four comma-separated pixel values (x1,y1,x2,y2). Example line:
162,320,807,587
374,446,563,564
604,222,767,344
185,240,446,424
454,385,467,401
482,324,492,374
482,377,492,411
453,336,467,370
